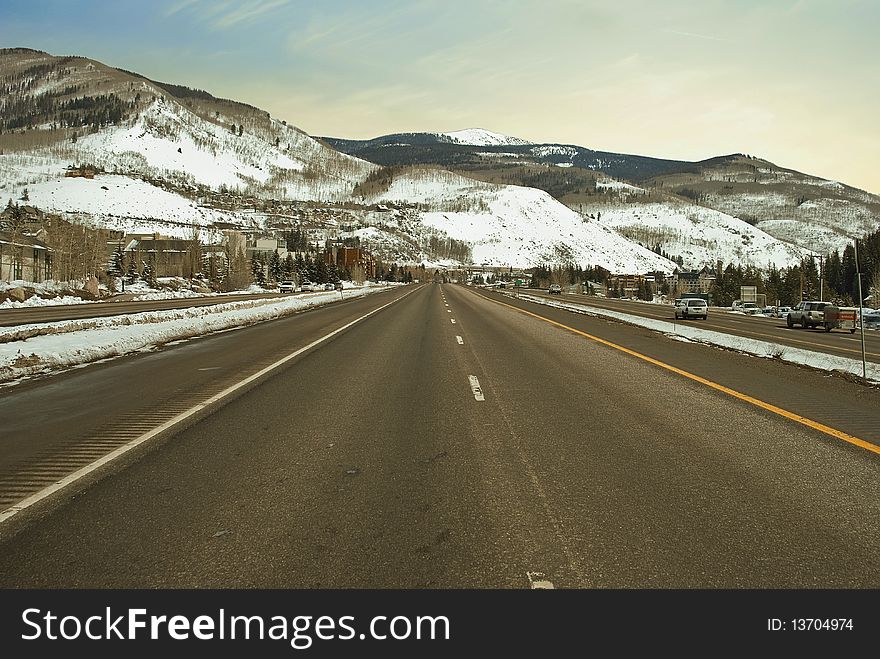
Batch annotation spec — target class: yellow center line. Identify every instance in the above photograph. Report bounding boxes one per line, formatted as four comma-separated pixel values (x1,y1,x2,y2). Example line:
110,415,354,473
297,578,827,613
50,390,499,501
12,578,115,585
473,290,880,457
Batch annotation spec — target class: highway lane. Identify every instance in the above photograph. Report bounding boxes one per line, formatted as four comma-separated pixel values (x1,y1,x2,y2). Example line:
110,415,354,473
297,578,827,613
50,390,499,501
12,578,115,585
0,285,413,511
0,291,292,326
0,282,878,587
519,288,880,364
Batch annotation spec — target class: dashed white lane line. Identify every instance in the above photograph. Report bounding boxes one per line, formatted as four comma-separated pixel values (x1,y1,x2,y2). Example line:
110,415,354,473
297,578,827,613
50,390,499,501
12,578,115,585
527,572,555,589
456,336,464,345
468,375,485,401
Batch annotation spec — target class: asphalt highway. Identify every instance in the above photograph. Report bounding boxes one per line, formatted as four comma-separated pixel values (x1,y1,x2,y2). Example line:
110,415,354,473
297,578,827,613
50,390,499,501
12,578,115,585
0,283,878,587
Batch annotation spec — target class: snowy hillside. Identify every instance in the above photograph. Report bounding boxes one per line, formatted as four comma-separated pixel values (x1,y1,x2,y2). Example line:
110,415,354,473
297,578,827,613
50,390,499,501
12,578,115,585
436,129,532,147
363,170,675,272
19,174,246,238
1,49,837,274
0,98,374,203
646,155,880,254
585,202,808,269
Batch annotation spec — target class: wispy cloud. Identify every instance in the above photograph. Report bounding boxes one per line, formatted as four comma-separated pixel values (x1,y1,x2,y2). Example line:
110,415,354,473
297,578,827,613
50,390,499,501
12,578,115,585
164,0,291,29
164,0,200,17
212,0,290,29
661,28,733,43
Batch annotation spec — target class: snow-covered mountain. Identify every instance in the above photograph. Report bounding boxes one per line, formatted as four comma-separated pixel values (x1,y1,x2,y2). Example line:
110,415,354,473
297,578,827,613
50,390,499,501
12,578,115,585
581,201,808,269
358,169,674,271
644,154,880,255
436,129,532,147
0,49,374,204
326,131,880,260
0,48,839,273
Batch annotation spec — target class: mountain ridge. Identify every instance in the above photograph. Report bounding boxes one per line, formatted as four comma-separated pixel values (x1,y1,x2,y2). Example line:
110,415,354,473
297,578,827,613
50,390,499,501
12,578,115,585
0,48,828,272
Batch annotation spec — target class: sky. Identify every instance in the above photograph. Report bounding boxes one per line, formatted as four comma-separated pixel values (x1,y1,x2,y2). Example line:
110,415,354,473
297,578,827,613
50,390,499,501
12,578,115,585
2,0,878,192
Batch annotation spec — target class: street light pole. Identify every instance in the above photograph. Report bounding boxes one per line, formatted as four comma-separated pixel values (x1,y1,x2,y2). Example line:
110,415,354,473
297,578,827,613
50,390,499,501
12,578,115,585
854,238,867,380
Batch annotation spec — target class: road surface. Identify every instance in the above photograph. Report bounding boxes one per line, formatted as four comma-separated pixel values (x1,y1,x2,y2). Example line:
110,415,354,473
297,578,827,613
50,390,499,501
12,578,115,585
0,283,877,587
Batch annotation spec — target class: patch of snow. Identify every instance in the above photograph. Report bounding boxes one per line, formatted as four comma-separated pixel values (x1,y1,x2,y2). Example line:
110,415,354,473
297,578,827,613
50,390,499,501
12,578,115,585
596,180,646,193
0,295,95,309
531,145,578,158
437,129,532,147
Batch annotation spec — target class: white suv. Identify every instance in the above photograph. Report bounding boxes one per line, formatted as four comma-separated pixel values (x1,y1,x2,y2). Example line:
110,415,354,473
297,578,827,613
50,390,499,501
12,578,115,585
674,298,708,320
786,301,828,329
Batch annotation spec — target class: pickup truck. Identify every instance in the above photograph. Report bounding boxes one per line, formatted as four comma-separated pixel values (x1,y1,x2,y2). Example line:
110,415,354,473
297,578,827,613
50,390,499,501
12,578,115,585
786,301,828,329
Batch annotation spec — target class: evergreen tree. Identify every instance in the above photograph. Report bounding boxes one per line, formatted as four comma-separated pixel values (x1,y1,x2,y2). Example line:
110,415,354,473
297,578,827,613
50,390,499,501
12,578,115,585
283,253,294,279
268,249,282,283
315,256,329,284
251,253,266,286
141,259,157,288
111,246,125,280
306,254,319,282
126,254,139,285
294,253,306,281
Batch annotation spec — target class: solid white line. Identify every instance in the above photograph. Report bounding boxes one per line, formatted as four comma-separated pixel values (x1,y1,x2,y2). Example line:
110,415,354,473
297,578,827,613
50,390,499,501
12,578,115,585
456,336,464,345
0,286,419,527
468,375,485,401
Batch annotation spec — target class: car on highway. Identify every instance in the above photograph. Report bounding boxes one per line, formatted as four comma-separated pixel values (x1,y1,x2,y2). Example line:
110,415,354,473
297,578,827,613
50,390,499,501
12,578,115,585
334,282,344,291
301,281,316,292
278,280,296,293
786,301,828,328
863,309,880,329
674,297,707,320
739,302,762,315
323,283,335,291
773,306,791,318
549,284,562,295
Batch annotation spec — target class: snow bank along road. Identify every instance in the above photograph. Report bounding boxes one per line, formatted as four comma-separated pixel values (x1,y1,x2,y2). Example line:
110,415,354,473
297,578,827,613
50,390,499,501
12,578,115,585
521,288,880,367
0,291,291,327
0,283,878,587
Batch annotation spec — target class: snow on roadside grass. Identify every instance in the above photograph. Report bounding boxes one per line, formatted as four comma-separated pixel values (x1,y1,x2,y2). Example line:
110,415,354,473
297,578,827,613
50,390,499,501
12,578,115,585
511,293,880,384
0,285,399,384
0,295,99,309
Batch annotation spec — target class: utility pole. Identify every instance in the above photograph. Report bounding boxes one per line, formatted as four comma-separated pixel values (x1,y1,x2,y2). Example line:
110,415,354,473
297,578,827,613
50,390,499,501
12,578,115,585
854,239,867,380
